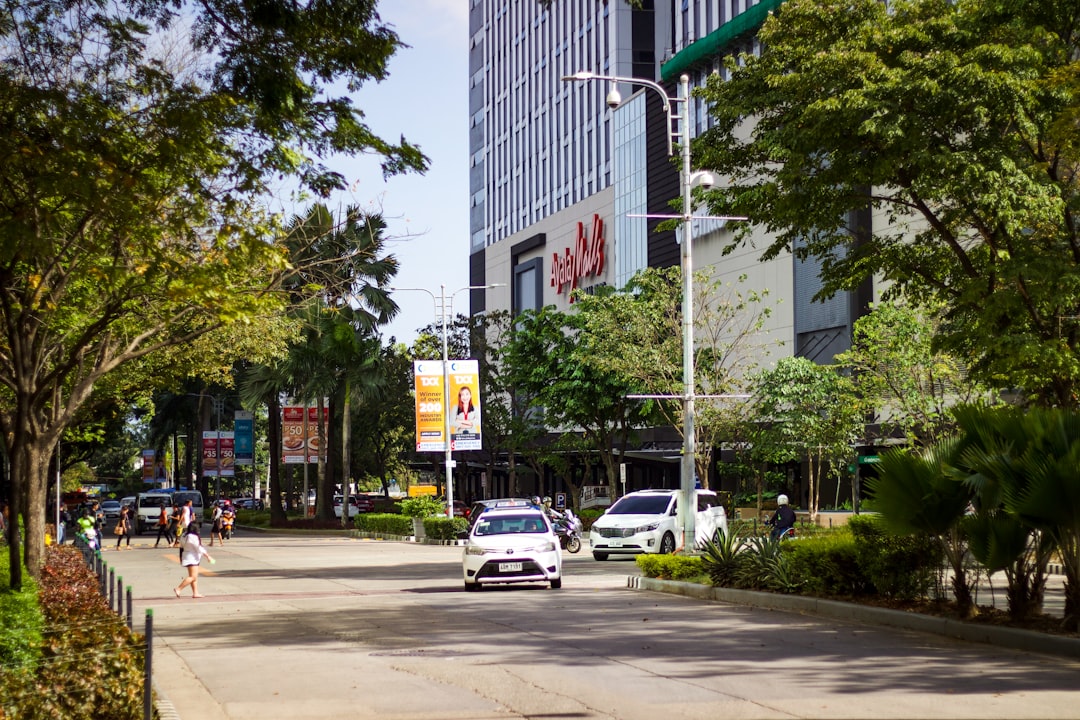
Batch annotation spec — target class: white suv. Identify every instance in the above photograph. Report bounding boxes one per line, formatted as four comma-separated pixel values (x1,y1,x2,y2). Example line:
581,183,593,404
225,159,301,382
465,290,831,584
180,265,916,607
589,489,728,561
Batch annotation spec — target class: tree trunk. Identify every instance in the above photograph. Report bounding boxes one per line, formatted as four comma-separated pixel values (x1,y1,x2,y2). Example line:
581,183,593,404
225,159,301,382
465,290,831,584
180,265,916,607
341,378,352,529
268,395,287,524
316,396,334,521
9,432,52,586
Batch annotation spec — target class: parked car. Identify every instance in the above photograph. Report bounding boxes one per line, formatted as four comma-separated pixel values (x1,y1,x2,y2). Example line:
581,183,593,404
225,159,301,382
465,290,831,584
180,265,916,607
100,499,122,520
451,500,468,518
588,489,728,561
232,498,264,510
353,495,375,513
462,506,562,591
333,495,362,518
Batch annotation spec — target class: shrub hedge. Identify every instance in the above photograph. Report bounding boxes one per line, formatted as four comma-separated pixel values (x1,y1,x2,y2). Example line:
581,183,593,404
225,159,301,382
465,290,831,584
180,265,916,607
636,554,706,582
0,546,149,719
847,515,941,600
354,513,412,536
422,517,468,541
649,516,944,604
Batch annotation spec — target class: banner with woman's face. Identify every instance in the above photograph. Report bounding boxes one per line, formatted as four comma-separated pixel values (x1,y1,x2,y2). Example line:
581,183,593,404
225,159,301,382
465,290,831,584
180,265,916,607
413,359,481,452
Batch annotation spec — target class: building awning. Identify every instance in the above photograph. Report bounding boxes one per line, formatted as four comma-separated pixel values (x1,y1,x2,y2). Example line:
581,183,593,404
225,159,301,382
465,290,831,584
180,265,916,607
661,0,786,82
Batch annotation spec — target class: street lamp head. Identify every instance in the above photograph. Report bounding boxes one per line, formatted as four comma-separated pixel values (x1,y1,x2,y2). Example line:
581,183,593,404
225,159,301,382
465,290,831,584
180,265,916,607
560,71,596,82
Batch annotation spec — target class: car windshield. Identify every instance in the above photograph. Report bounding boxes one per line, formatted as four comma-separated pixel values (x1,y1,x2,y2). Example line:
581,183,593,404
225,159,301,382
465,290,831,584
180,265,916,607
474,514,548,536
607,495,672,515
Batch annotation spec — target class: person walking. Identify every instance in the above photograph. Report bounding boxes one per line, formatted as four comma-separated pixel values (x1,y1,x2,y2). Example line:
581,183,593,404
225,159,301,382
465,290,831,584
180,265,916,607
174,523,213,599
179,499,194,534
114,505,132,550
153,503,172,548
169,503,183,547
209,502,224,546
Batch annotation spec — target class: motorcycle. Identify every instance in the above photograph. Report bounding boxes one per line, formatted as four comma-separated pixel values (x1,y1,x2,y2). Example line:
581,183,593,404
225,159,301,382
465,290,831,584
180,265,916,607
552,509,583,554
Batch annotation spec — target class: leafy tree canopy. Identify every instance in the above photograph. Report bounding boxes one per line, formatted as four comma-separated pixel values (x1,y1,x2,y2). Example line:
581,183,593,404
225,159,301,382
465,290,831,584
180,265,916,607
0,0,426,584
696,0,1080,406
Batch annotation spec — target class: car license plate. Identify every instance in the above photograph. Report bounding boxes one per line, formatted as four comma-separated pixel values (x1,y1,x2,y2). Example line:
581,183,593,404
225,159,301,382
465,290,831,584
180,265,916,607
609,539,622,547
500,562,523,572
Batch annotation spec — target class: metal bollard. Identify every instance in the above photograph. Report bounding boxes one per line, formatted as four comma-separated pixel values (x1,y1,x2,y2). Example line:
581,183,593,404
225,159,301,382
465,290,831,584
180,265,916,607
109,567,115,608
143,609,153,720
126,587,133,630
116,575,123,615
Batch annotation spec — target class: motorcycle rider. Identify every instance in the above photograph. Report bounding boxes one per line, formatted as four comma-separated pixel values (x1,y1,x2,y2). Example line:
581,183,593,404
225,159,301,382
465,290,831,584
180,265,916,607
766,494,797,540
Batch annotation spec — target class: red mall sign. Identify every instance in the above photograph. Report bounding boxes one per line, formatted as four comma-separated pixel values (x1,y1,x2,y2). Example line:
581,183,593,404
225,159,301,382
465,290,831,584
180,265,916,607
550,214,606,301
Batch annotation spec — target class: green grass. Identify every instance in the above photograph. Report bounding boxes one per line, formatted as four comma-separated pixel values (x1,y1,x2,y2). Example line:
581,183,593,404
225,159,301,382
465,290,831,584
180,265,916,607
0,546,44,673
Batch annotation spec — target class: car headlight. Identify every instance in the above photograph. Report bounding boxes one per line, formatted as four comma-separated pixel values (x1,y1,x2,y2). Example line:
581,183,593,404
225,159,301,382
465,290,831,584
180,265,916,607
465,545,492,556
533,541,557,553
635,522,661,534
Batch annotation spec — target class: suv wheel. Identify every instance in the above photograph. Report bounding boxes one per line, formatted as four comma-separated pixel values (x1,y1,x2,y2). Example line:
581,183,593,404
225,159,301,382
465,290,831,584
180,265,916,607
592,552,608,561
659,532,676,555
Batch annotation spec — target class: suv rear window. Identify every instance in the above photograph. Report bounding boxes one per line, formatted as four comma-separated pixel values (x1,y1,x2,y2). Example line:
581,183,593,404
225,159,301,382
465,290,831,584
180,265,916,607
607,495,672,515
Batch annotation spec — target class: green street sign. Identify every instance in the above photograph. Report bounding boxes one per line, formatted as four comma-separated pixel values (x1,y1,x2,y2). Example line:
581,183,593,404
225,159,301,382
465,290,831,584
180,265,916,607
858,454,880,464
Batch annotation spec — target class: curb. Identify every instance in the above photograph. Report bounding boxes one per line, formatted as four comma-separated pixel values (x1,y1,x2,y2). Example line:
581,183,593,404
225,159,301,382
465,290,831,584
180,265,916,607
352,531,467,546
627,576,1080,660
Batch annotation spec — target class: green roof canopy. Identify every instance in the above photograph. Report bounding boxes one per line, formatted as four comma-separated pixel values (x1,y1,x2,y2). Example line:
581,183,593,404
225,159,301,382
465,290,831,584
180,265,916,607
661,0,786,82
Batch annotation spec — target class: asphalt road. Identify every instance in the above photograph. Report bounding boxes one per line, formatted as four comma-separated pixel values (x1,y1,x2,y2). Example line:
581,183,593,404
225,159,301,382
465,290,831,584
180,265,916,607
97,531,1080,720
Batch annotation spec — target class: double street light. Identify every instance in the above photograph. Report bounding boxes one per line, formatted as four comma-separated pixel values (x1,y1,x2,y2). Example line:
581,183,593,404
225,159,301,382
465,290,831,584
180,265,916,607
394,283,504,518
562,70,745,551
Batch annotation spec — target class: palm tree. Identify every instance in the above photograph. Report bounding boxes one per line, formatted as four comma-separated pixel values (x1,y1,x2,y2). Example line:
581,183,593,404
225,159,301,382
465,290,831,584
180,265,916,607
951,405,1080,631
279,204,399,522
869,439,976,617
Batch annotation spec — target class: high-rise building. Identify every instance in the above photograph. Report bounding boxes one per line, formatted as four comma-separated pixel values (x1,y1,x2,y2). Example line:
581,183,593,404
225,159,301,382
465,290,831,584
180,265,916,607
469,0,874,362
465,0,878,497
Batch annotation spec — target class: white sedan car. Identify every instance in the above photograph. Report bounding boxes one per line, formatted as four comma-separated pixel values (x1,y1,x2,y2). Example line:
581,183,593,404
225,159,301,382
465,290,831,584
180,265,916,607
462,507,562,591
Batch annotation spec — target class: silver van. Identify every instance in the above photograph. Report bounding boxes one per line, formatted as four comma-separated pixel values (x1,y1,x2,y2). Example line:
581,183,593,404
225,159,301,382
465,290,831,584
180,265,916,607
172,490,205,526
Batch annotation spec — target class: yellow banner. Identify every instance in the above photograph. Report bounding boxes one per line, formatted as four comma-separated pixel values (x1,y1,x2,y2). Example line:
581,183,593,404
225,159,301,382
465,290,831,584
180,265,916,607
414,361,446,451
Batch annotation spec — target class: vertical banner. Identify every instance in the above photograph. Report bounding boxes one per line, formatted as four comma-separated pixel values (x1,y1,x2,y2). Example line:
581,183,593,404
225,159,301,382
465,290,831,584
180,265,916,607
282,406,328,463
282,406,306,464
413,360,482,452
234,411,254,466
218,431,235,477
413,361,446,451
306,406,328,464
447,359,482,450
202,431,219,477
141,449,156,483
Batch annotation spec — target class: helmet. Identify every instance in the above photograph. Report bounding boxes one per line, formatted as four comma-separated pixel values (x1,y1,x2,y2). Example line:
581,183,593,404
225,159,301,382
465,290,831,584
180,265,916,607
531,496,541,505
542,496,552,504
777,494,789,506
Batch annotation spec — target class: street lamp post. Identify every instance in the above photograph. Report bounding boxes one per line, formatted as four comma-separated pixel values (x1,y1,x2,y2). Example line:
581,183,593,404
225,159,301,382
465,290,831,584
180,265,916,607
562,71,743,551
394,283,503,518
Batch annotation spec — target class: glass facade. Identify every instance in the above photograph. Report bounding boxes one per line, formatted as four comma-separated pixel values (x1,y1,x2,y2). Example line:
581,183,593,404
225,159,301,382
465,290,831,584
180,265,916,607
613,92,649,290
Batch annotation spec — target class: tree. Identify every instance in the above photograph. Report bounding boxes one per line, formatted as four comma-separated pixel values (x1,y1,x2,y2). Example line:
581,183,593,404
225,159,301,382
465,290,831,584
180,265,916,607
575,267,774,489
749,357,864,519
0,0,426,587
950,404,1080,631
869,440,977,618
836,300,1000,447
501,307,648,500
279,205,397,523
695,0,1080,407
350,342,417,496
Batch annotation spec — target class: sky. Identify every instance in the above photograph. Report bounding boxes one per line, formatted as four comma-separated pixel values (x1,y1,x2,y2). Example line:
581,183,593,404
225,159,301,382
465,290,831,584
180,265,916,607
318,0,471,343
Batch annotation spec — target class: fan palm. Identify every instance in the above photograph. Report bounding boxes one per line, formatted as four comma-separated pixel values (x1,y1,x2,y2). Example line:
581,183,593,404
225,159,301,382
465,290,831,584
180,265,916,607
952,405,1080,631
868,439,976,617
